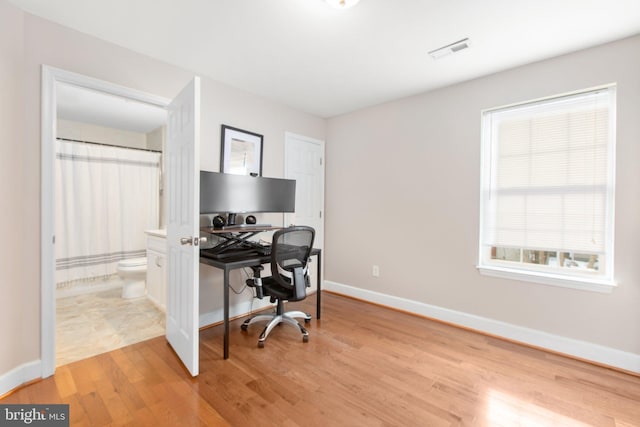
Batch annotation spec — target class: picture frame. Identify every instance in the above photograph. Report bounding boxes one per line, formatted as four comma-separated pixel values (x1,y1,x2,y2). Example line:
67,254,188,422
220,125,263,176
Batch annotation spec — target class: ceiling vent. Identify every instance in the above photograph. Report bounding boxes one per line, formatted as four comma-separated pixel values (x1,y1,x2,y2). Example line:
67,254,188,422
428,38,471,60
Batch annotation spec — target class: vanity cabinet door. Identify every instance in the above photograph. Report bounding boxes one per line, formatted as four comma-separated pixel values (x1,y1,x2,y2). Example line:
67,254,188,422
146,249,166,310
146,234,167,311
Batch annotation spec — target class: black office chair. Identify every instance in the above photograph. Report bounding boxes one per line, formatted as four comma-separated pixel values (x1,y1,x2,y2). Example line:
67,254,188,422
241,226,315,348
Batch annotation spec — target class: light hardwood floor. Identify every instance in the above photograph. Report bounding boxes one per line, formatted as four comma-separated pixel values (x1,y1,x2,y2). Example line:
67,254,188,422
3,292,640,426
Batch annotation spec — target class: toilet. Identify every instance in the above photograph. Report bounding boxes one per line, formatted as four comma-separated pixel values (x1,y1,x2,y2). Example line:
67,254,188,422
117,257,147,299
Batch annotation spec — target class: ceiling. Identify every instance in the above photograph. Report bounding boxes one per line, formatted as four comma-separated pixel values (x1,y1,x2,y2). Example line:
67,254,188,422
57,82,167,133
11,0,640,118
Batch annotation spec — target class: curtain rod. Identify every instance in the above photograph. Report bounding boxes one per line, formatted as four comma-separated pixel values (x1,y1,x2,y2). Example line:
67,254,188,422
56,137,162,154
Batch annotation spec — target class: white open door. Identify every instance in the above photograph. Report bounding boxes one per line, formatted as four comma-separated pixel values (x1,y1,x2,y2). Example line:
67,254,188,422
166,77,201,376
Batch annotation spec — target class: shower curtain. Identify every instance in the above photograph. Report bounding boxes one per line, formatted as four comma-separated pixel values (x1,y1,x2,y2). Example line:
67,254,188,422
55,139,161,286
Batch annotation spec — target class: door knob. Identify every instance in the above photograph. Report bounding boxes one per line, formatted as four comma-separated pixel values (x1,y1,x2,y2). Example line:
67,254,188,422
180,236,208,246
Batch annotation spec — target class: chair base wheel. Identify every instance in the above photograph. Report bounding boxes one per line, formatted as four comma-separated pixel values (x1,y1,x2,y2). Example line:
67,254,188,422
245,310,311,347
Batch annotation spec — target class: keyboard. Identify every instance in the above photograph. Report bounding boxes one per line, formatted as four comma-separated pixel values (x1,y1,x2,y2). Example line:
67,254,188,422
200,248,257,260
200,244,271,260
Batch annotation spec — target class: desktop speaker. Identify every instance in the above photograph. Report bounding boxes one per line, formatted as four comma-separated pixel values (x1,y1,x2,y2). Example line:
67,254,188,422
246,215,257,225
212,215,226,228
227,213,237,226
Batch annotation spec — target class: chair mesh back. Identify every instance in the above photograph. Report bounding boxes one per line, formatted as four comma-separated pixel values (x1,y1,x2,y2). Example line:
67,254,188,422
272,226,315,284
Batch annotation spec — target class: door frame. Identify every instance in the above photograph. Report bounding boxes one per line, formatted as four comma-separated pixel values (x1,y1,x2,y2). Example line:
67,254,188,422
283,131,325,250
40,65,170,377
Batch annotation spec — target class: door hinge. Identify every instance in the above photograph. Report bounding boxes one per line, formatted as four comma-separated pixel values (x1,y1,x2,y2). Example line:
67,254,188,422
320,157,323,166
319,211,322,218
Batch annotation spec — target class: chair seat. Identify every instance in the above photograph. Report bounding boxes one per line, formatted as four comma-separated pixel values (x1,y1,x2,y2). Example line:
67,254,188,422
261,277,305,301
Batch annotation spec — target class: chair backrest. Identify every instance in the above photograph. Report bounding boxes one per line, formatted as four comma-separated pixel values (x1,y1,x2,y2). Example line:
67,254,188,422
270,226,315,299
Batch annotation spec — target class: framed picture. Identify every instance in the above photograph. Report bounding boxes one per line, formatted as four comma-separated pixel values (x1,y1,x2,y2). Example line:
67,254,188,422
220,125,263,176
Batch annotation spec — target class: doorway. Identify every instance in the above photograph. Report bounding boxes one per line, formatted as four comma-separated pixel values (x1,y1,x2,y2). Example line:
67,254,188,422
41,66,171,376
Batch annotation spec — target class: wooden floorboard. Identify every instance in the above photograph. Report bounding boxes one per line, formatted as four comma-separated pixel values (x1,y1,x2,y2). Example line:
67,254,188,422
3,292,640,426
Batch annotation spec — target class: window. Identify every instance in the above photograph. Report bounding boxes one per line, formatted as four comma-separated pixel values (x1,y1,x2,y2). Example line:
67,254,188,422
478,86,616,291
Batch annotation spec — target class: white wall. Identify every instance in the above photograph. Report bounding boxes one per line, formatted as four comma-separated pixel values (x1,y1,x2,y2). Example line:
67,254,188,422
146,126,164,152
57,119,147,149
0,0,36,389
0,0,325,394
325,35,640,370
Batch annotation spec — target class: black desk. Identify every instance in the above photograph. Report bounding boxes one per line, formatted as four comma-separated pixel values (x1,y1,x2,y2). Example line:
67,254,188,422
199,247,322,359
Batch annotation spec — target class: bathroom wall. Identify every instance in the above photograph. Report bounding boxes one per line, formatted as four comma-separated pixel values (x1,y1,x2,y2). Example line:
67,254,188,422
146,125,165,151
57,119,147,149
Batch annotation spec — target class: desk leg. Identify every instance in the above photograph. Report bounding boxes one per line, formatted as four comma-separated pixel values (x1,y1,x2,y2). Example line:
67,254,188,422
224,268,229,359
316,252,321,319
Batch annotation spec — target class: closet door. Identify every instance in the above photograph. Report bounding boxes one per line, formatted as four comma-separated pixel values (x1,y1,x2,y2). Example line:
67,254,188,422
284,132,325,292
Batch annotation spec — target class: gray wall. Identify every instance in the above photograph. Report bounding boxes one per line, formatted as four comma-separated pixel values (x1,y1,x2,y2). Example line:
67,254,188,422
325,34,640,357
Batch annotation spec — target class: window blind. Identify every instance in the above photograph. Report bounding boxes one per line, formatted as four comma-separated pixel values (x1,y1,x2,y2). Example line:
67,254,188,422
481,87,615,255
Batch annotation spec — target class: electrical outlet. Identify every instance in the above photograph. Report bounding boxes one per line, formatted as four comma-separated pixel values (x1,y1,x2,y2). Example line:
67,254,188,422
372,265,379,277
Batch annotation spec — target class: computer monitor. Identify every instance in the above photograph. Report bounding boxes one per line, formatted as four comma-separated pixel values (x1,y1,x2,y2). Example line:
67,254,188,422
199,170,296,215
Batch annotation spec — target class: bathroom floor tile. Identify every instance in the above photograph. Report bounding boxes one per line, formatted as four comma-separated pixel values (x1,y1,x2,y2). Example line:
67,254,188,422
56,287,165,366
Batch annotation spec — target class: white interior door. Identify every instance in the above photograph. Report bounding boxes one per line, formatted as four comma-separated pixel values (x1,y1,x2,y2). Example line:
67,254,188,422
284,132,325,250
166,77,201,376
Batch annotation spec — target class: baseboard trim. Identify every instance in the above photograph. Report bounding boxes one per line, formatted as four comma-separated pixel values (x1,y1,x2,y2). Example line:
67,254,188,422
324,280,640,374
0,360,42,397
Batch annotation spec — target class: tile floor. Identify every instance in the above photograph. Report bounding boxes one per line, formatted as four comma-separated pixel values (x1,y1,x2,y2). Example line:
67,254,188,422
56,285,165,366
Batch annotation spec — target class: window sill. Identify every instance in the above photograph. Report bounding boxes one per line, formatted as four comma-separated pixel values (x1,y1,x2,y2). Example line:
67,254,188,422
477,265,616,293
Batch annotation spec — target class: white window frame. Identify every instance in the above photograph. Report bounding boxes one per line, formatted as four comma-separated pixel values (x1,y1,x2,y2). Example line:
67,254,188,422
477,85,617,293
